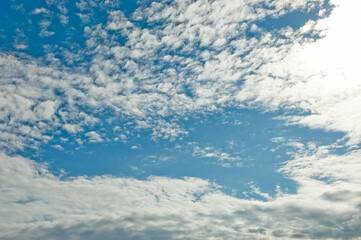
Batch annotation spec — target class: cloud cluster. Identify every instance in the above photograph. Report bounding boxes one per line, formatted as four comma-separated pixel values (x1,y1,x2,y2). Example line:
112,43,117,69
1,0,338,151
0,53,97,151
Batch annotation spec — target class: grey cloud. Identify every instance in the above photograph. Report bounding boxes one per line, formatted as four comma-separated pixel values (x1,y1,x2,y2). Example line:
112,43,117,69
322,190,361,202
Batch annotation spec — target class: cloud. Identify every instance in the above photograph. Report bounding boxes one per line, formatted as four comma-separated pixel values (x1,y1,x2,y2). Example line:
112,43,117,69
1,149,361,239
39,19,55,37
192,145,242,167
85,131,103,143
34,100,58,120
0,53,98,150
13,44,28,50
31,8,51,15
62,124,81,134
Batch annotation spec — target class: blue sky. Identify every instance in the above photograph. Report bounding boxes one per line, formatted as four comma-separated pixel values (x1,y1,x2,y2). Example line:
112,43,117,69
1,0,361,239
37,108,343,198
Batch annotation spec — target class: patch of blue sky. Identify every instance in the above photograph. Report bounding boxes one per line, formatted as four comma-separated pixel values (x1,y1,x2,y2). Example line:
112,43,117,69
27,108,345,200
0,2,74,59
253,0,334,42
257,1,333,31
118,0,139,17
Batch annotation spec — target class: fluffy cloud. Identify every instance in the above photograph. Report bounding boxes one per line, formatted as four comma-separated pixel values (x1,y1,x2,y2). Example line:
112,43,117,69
1,148,361,239
1,0,340,150
85,131,103,143
0,53,96,150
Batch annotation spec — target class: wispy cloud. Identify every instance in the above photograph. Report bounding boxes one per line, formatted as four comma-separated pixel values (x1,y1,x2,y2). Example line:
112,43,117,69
31,8,51,15
39,19,55,37
192,145,242,167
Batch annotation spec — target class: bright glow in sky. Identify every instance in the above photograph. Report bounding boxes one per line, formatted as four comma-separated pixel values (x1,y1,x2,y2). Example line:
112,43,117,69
305,0,361,81
1,0,361,239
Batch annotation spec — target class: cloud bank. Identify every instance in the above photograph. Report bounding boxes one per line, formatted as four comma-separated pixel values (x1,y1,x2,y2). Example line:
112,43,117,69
1,148,361,239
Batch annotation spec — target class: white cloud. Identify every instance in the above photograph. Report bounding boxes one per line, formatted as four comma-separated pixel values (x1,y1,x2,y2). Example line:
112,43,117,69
193,145,242,167
0,53,97,150
1,150,361,239
85,131,103,143
13,43,28,50
271,137,285,143
52,144,64,150
31,8,51,15
39,19,55,37
62,124,81,134
34,100,57,121
249,183,273,200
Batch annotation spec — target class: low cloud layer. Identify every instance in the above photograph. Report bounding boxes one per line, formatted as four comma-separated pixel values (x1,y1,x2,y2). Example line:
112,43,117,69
1,148,361,239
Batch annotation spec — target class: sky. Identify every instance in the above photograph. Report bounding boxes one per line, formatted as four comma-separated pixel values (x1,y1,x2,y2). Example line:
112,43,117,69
1,0,361,239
